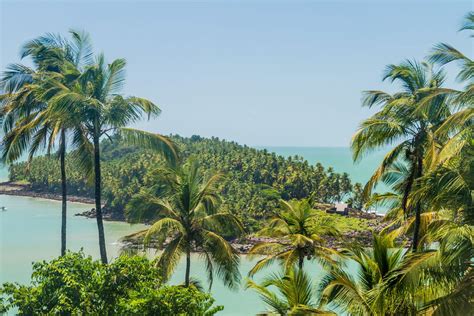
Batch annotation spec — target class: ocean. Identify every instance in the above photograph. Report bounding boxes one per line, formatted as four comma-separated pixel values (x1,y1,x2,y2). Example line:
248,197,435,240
262,146,385,185
0,147,384,315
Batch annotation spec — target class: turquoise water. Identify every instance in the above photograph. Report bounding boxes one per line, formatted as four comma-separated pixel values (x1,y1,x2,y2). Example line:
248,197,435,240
0,195,146,285
263,146,385,185
0,194,321,315
0,147,381,315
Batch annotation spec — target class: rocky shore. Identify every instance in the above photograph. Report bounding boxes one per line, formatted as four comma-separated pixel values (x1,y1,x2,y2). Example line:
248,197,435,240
121,219,388,255
1,181,388,253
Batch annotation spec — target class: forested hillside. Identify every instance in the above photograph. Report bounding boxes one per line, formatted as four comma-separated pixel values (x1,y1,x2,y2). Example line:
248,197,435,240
9,135,359,231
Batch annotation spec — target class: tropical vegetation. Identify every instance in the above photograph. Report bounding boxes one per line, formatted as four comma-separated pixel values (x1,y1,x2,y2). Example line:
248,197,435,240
0,31,94,257
0,252,222,315
9,134,358,232
1,30,178,263
125,159,243,289
0,10,472,316
247,11,473,315
248,198,338,275
246,268,334,315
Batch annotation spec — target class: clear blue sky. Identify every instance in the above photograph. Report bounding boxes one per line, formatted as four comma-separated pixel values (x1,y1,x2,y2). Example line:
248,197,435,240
1,0,472,146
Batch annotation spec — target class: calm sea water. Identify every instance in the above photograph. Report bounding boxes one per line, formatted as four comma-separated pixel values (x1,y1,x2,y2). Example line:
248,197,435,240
0,147,383,315
262,146,385,185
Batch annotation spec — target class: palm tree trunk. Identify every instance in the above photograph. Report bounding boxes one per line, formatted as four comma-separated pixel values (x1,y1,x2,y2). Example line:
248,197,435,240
401,153,418,220
185,248,191,287
60,129,67,256
401,171,415,220
412,155,423,252
298,251,304,270
93,129,108,264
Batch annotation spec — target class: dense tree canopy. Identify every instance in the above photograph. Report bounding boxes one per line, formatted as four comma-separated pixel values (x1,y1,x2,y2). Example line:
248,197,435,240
0,252,222,315
9,134,358,231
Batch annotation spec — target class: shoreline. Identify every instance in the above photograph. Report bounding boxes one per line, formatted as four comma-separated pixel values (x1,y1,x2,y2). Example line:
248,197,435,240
1,181,387,253
0,181,95,205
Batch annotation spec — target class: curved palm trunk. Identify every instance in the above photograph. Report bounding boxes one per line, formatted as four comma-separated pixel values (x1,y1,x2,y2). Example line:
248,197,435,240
298,252,304,270
401,168,416,220
185,247,191,287
412,155,423,252
93,129,108,264
60,129,67,256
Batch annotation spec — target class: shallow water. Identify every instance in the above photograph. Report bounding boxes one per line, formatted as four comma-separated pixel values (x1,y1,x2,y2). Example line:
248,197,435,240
0,195,147,285
0,194,328,315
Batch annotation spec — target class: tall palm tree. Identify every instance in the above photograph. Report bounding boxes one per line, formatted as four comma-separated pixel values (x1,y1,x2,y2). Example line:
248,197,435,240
0,30,93,256
45,53,178,263
248,199,338,276
351,60,450,252
125,159,242,289
424,12,473,171
246,268,334,315
319,232,435,315
417,11,474,224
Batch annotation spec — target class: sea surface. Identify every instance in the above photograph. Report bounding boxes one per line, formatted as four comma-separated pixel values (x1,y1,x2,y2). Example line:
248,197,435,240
0,147,384,315
262,146,385,185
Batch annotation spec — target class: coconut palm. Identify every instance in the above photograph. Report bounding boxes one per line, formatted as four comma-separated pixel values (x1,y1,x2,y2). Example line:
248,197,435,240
0,30,93,256
416,12,474,224
246,268,334,315
248,199,338,276
422,12,473,168
351,60,451,252
44,52,178,263
319,231,435,315
125,159,243,289
418,219,474,315
413,148,473,225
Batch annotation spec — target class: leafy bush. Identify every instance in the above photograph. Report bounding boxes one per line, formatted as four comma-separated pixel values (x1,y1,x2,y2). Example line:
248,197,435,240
118,286,223,315
0,252,222,315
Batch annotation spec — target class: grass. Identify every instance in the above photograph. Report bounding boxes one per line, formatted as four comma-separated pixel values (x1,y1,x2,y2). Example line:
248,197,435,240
312,209,375,233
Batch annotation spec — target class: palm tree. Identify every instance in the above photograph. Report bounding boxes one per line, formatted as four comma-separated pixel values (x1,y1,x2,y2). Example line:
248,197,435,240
45,53,178,264
424,13,473,172
125,159,243,289
246,268,334,315
248,199,338,276
413,149,473,225
419,219,473,315
319,231,435,315
416,11,474,224
351,60,450,252
0,30,93,256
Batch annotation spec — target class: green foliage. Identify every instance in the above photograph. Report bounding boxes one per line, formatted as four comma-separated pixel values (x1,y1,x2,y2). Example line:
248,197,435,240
311,209,371,232
246,268,334,315
126,159,242,289
318,232,433,315
0,252,222,315
118,286,223,316
346,182,365,210
248,199,339,276
10,134,358,232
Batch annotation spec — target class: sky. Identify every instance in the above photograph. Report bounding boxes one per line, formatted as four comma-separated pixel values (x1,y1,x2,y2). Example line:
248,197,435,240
1,0,472,147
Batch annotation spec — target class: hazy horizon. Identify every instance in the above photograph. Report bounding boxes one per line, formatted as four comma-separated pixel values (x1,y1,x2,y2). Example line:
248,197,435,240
1,0,471,147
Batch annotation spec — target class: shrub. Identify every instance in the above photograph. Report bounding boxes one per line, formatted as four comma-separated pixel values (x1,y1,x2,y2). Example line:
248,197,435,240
0,252,222,315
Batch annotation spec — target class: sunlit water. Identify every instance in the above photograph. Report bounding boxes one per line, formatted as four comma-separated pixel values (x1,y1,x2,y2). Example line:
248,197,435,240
0,147,381,315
